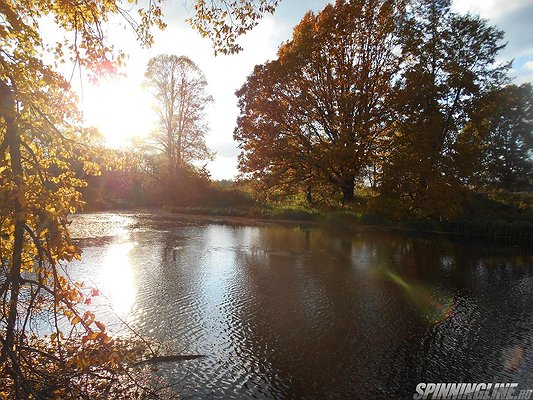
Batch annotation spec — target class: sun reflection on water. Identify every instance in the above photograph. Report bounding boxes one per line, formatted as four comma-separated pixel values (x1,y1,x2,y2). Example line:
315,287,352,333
100,241,136,316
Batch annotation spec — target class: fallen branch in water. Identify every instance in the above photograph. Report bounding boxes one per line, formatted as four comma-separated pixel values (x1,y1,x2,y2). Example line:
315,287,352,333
133,354,206,366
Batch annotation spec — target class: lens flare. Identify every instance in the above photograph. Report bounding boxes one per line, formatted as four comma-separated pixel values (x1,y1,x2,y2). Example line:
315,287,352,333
378,261,454,324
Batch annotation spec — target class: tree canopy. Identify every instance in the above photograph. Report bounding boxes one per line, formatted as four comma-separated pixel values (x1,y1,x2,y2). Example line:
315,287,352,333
235,0,405,203
475,83,533,190
377,0,509,217
234,0,525,217
187,0,280,54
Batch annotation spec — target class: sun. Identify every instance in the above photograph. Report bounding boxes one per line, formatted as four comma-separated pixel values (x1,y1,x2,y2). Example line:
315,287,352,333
82,76,157,148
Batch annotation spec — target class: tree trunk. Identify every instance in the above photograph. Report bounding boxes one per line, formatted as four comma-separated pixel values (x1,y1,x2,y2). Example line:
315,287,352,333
0,79,24,366
305,185,314,205
341,176,355,203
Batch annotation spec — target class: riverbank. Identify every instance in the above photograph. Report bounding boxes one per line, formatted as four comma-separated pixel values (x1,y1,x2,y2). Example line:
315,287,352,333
83,187,533,245
160,200,533,245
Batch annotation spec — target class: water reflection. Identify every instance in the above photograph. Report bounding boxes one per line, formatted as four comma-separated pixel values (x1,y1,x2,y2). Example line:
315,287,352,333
100,241,136,316
68,212,533,399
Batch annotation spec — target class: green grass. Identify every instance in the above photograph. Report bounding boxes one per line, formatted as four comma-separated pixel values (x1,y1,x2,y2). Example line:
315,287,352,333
165,192,533,245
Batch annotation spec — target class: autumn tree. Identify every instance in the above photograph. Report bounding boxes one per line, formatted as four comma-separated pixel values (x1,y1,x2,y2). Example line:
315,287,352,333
377,0,508,218
475,83,533,190
144,54,213,177
235,0,405,203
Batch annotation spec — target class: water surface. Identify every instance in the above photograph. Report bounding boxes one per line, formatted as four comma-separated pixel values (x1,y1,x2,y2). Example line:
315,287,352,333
69,212,533,399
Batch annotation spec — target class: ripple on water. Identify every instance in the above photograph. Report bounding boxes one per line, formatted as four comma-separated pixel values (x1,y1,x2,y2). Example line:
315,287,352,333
66,212,533,398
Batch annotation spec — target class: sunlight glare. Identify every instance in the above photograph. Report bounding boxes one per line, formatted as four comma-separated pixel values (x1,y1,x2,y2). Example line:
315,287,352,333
101,241,136,316
83,78,155,148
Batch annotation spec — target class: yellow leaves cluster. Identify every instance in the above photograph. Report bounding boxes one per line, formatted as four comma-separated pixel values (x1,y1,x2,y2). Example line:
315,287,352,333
82,160,101,176
0,0,211,397
188,0,279,54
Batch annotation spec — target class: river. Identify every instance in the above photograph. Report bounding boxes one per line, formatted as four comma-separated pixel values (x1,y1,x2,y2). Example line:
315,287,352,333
68,211,533,399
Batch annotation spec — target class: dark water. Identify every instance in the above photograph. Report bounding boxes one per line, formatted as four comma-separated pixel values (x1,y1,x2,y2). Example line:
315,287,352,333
69,212,533,399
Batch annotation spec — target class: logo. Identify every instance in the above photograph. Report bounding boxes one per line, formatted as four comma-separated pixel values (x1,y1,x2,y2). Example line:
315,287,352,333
413,383,533,399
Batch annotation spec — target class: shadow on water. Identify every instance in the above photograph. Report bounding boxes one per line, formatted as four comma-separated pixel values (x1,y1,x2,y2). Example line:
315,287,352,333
68,212,533,399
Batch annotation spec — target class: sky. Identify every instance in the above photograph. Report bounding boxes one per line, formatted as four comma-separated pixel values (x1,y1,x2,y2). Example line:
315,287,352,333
74,0,533,180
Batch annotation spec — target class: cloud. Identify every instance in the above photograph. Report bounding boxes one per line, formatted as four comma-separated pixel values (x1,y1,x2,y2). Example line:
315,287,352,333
509,59,533,84
490,1,533,84
452,0,533,58
452,0,527,20
208,140,241,158
452,0,533,84
206,156,239,181
493,1,533,58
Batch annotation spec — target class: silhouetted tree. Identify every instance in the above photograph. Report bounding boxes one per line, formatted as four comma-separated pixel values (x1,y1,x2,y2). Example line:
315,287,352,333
144,54,213,176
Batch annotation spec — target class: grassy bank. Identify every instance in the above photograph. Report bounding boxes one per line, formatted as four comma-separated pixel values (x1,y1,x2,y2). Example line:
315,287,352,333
83,177,533,245
162,192,533,245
